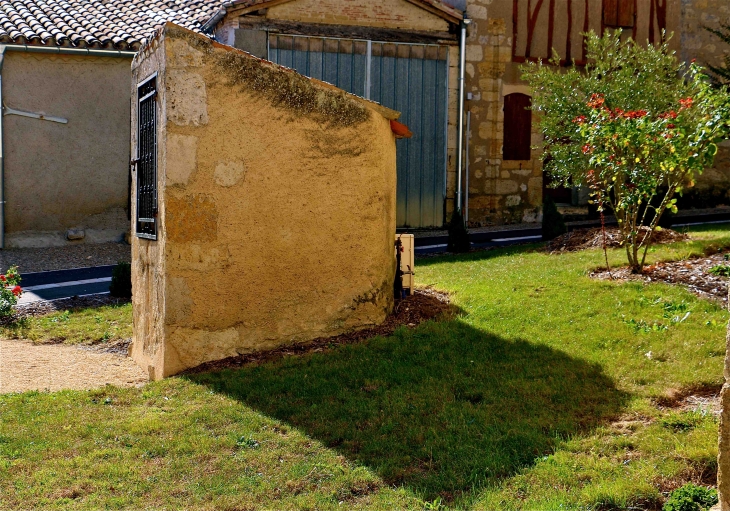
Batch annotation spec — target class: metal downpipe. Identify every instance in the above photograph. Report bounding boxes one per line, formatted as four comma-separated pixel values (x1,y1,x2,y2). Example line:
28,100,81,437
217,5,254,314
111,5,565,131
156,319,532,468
456,16,471,215
0,45,6,249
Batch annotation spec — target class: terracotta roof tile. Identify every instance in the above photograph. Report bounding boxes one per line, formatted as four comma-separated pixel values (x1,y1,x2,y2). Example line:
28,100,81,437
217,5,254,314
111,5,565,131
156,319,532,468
0,0,222,50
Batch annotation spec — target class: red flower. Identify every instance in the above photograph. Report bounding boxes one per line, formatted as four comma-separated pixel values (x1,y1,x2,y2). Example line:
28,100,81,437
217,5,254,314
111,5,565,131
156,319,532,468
587,93,605,109
667,123,676,129
0,275,6,282
582,144,593,154
11,285,21,296
679,97,693,109
573,115,587,124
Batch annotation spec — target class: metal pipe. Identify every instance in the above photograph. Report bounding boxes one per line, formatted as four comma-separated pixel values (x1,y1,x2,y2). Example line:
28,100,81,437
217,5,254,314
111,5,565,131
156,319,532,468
456,15,471,214
465,110,471,224
0,45,6,249
202,8,227,34
1,44,135,58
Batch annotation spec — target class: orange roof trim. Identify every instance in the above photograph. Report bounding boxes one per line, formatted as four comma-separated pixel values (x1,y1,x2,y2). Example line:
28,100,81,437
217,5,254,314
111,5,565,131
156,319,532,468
390,120,413,139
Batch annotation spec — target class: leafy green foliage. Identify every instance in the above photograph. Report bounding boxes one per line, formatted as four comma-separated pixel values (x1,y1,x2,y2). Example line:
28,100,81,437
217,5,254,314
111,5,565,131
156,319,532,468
541,196,567,240
108,261,132,298
0,266,22,317
523,31,730,272
447,209,470,253
663,483,718,511
708,264,730,277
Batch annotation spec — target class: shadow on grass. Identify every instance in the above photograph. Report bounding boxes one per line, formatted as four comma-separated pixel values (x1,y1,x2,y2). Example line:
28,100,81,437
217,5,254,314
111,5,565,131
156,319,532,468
416,243,544,268
189,319,629,505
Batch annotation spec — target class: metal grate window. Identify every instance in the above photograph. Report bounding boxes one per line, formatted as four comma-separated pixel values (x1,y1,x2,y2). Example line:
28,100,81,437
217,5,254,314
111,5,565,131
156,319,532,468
136,75,157,239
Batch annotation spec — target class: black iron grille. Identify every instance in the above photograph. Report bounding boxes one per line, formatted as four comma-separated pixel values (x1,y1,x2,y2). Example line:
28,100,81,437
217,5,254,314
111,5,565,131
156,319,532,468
136,76,157,239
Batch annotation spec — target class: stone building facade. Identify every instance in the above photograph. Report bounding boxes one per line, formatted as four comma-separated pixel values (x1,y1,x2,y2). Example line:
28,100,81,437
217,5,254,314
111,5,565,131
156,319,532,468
130,24,401,378
209,0,730,228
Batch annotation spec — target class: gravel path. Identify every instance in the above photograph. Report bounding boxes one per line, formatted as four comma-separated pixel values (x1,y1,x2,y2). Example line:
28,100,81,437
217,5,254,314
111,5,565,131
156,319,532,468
0,242,130,273
0,339,148,393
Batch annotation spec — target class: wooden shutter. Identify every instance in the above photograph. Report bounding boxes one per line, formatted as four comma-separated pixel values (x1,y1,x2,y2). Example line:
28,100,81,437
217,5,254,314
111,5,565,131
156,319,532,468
617,0,635,28
604,0,635,28
503,93,532,161
603,0,618,27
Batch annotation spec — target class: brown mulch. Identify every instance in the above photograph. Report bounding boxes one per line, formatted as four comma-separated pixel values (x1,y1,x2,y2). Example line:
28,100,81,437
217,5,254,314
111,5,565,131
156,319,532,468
590,252,729,305
547,227,689,253
182,288,453,375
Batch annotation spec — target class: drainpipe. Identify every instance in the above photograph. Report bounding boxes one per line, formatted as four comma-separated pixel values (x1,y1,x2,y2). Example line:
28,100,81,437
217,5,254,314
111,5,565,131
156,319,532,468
0,44,134,248
456,15,471,215
0,45,6,248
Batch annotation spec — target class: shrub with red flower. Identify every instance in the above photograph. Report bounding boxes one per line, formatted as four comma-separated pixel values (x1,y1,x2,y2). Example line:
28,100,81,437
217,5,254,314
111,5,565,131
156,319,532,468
0,265,22,316
523,30,730,272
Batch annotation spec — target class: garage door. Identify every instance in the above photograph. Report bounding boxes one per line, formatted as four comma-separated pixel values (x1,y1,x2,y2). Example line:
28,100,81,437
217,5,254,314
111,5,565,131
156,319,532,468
269,35,449,229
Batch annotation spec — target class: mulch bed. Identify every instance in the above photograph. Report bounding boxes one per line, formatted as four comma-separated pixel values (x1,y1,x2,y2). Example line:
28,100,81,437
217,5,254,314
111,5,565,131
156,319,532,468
547,227,689,253
182,288,453,375
591,252,729,305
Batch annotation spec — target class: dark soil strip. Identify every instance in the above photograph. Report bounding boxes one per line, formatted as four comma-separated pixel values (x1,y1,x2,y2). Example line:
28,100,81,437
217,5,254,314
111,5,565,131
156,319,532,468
182,288,453,375
547,227,688,253
591,252,729,305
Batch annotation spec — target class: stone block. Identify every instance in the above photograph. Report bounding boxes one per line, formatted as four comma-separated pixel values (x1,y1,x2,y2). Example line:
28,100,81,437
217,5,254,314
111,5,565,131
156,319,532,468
66,228,85,240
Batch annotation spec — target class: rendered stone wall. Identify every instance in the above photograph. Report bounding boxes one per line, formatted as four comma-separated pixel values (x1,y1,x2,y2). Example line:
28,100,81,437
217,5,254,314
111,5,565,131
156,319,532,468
3,52,131,247
266,0,449,32
131,24,398,379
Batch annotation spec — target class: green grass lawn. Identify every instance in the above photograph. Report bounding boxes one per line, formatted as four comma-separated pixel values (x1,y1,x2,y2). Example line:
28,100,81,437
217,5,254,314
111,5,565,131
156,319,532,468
0,303,131,345
1,224,729,510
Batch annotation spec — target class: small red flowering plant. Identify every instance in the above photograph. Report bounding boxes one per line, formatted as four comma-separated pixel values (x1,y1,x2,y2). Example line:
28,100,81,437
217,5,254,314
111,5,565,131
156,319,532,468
524,31,730,272
0,265,22,316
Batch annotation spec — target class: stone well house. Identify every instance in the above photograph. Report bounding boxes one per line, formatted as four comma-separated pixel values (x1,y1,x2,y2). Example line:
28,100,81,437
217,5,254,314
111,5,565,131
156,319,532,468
0,0,727,241
131,23,402,378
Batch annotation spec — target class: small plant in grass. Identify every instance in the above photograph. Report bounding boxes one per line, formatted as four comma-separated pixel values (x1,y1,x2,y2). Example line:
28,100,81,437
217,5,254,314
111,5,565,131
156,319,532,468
663,483,717,511
708,264,730,277
660,411,704,433
0,266,22,317
109,261,132,298
523,31,730,273
235,436,259,449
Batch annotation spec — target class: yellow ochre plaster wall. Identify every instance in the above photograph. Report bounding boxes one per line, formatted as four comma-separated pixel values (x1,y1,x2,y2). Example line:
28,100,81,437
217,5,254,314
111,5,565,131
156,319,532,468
131,24,398,379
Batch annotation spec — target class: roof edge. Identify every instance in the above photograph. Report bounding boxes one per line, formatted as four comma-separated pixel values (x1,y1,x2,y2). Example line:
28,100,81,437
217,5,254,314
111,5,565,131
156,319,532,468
147,22,401,121
218,0,463,24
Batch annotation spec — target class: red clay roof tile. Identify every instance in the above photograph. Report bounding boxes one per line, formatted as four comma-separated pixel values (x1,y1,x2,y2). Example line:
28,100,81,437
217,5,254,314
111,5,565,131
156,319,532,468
0,0,221,50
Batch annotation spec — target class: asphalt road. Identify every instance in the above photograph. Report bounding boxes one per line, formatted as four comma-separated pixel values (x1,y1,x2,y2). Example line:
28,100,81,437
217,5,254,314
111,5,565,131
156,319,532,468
18,265,114,304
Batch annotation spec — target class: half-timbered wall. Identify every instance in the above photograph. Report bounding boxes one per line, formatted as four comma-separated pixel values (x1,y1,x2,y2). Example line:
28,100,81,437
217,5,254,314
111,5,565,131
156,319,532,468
511,0,679,65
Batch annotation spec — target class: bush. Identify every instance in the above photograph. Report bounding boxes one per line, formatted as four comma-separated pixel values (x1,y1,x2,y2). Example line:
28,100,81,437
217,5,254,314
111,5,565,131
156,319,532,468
523,30,730,272
0,266,22,317
447,209,470,253
541,196,567,240
663,483,718,511
109,262,132,299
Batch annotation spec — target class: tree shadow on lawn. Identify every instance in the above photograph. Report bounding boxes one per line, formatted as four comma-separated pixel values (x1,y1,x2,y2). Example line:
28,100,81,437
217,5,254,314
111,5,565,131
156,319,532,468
189,319,629,506
416,243,544,268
